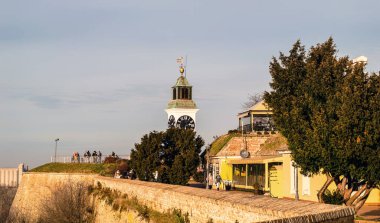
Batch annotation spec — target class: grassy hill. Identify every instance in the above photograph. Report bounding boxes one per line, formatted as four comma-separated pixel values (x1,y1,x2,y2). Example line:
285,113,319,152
30,163,117,176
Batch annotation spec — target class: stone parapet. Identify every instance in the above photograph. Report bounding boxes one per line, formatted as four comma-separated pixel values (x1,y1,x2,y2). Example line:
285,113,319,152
10,173,355,223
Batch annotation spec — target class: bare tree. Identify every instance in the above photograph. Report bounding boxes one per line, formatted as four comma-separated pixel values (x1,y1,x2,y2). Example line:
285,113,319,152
40,181,95,223
0,187,17,222
242,92,264,110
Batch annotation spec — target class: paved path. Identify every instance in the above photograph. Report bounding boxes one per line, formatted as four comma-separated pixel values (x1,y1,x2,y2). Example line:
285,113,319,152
188,181,379,221
357,205,380,221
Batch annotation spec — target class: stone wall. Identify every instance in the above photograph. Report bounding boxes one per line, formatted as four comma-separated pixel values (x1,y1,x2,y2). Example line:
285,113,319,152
10,173,355,223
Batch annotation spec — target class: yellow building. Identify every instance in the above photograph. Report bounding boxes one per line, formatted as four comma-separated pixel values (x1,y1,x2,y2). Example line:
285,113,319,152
208,100,379,206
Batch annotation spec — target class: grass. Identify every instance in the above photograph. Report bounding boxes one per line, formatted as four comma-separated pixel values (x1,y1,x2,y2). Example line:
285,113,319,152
209,133,239,156
209,132,288,156
30,163,117,176
260,134,287,151
89,182,190,223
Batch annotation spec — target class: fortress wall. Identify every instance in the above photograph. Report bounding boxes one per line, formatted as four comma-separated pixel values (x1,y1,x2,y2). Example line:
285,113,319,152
10,173,355,223
9,173,96,222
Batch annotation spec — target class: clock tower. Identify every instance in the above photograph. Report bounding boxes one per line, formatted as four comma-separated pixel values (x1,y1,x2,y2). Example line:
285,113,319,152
165,58,199,130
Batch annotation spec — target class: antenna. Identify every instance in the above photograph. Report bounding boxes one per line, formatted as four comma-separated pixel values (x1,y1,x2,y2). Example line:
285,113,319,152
176,56,185,76
185,55,188,77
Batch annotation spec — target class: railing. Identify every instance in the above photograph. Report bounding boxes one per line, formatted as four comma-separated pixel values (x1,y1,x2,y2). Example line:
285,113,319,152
50,155,130,163
238,123,277,133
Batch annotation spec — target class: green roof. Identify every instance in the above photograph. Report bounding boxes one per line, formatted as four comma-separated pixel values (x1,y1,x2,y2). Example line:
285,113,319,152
167,99,197,109
173,76,191,87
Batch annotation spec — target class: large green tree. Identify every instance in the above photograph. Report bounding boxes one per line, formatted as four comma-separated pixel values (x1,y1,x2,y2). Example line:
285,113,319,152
130,128,204,185
264,38,380,212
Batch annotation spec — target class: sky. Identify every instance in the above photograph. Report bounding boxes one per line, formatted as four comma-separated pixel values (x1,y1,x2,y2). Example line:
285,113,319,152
1,0,379,168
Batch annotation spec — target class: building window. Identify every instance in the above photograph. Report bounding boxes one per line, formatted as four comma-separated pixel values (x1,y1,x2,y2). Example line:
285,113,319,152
247,164,265,187
173,88,176,100
233,164,246,185
302,175,310,195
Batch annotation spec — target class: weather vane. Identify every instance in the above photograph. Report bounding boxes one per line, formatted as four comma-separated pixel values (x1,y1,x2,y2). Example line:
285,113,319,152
176,56,187,76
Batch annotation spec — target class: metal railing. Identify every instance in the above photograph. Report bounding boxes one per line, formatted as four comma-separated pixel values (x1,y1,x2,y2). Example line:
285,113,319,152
50,155,130,163
238,123,277,133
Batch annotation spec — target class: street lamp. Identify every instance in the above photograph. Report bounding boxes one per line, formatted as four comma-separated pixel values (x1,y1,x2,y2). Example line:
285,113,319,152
54,138,59,162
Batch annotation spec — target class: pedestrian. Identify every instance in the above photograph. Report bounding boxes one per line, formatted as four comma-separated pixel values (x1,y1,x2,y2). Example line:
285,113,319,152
98,151,102,163
208,173,213,189
72,152,76,163
215,174,222,191
76,152,81,163
92,151,98,163
114,170,121,179
85,151,91,163
129,169,136,180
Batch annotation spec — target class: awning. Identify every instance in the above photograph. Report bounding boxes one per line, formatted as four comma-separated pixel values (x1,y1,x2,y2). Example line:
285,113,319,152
226,156,282,164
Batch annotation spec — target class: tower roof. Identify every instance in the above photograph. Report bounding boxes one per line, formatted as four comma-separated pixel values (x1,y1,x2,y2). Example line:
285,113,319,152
167,99,197,109
173,76,191,87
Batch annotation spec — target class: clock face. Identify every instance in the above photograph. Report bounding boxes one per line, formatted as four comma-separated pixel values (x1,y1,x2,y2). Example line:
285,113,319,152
168,115,175,128
176,115,195,130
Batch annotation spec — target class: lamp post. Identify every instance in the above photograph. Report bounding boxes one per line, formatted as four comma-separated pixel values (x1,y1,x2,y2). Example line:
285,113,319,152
54,138,59,162
205,147,210,189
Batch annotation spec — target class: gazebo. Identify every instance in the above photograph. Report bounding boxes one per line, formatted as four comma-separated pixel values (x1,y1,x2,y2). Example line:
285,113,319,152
237,100,275,132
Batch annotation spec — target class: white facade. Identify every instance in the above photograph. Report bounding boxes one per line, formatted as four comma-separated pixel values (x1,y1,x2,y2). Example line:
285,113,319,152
165,108,199,129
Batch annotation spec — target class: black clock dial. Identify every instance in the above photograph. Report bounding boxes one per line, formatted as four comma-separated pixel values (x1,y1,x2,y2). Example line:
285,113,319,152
168,115,175,128
176,115,195,129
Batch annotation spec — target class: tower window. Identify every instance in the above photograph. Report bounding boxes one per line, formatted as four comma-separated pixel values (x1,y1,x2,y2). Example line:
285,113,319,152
173,88,176,100
184,88,188,99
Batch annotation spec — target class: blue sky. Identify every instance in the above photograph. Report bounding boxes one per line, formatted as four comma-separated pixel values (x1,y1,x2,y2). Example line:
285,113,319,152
1,0,379,168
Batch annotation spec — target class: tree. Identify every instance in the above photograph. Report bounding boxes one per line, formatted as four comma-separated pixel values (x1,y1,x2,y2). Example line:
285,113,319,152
0,187,17,222
130,128,204,185
40,181,95,223
264,38,380,212
242,92,264,109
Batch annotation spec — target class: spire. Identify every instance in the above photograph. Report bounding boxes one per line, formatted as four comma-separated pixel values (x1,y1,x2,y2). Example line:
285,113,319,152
176,56,185,76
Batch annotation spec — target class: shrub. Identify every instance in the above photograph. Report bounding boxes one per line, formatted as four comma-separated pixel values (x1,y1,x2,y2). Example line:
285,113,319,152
322,189,344,205
192,170,205,183
228,129,238,134
40,181,95,223
0,187,17,222
104,156,118,164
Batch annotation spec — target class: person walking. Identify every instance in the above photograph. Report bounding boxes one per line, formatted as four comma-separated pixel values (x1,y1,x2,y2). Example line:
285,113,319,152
215,174,222,191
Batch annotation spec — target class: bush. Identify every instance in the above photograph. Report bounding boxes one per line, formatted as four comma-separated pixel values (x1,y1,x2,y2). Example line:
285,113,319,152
104,156,118,164
0,187,17,222
192,171,205,183
322,189,344,205
117,159,130,176
228,129,238,134
40,181,95,223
